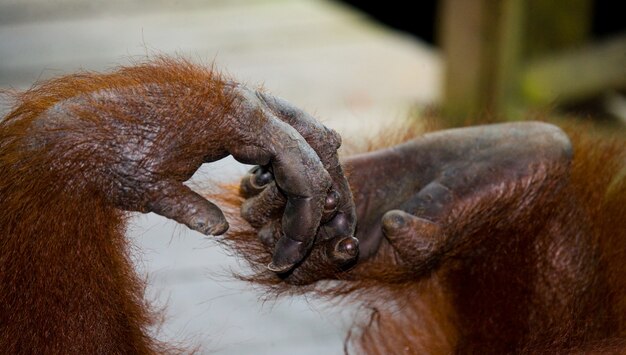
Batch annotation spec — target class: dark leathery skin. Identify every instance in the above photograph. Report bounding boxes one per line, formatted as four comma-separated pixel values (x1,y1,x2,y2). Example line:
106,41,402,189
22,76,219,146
232,91,357,273
240,122,573,283
24,81,354,274
344,121,573,265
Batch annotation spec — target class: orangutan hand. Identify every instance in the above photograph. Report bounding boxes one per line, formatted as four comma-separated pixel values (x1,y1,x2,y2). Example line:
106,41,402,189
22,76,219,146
24,81,355,273
237,92,357,273
239,122,573,284
344,122,573,271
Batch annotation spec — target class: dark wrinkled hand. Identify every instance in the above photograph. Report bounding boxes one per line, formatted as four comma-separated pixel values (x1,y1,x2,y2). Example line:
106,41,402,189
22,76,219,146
137,85,355,273
240,165,359,277
26,81,356,273
234,121,574,284
345,122,573,271
151,85,356,273
240,122,572,284
237,92,357,273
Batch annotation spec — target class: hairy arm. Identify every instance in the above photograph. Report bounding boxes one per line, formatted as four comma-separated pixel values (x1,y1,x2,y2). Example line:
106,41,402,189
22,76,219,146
0,59,356,352
347,121,572,273
239,121,573,284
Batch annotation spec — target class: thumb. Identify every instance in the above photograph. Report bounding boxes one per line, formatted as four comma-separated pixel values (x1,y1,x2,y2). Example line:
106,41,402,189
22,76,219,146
147,182,229,235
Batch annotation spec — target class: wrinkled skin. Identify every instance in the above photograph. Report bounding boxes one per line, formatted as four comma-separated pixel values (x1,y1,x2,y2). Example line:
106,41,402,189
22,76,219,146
240,121,572,281
21,83,356,273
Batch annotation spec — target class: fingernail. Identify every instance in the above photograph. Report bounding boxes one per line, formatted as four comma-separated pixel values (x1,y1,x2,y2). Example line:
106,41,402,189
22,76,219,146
253,167,273,188
321,190,341,223
267,262,292,273
268,235,311,273
382,211,406,233
330,236,359,262
324,190,340,212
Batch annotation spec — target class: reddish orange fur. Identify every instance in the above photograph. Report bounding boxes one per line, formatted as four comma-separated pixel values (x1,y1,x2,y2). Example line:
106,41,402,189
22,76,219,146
1,57,624,354
213,121,626,354
0,58,238,354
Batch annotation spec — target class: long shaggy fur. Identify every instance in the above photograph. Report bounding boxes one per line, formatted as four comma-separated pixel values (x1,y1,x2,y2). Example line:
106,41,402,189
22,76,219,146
213,120,626,354
1,57,624,354
0,57,237,354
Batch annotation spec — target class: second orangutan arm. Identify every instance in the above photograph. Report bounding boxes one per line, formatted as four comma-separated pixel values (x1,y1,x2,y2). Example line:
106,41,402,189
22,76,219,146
238,121,572,284
345,121,573,267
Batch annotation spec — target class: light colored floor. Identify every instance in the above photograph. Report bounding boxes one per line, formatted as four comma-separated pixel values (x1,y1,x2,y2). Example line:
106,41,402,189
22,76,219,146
0,0,441,353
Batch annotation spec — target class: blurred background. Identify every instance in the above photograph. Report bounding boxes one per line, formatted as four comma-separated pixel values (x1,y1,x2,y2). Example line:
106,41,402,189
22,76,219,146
1,0,624,354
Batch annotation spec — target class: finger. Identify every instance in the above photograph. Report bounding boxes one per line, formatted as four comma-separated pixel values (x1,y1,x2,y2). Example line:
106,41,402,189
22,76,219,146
226,111,331,273
146,182,229,236
300,235,360,271
399,181,454,220
377,181,451,266
321,189,341,223
256,92,341,159
318,211,352,242
257,220,282,249
279,236,360,285
249,188,360,270
242,181,338,233
381,209,443,267
258,220,359,270
239,165,273,198
258,92,356,240
240,166,340,237
269,146,336,272
326,235,360,264
240,182,285,228
267,132,346,272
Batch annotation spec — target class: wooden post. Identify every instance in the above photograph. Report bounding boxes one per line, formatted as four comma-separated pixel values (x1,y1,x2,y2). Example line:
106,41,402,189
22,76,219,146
438,0,594,125
439,0,525,125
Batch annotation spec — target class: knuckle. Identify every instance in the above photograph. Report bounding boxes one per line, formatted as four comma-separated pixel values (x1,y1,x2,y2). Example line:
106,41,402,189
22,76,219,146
382,210,408,234
322,212,351,238
317,169,333,191
258,221,280,248
324,127,342,150
240,200,261,224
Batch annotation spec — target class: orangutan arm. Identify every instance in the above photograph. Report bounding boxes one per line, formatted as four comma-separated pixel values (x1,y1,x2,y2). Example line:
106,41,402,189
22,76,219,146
344,121,573,271
238,121,572,283
0,59,356,352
